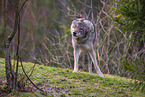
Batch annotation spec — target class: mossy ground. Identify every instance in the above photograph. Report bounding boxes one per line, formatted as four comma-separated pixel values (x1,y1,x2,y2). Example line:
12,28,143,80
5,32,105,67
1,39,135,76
0,58,144,96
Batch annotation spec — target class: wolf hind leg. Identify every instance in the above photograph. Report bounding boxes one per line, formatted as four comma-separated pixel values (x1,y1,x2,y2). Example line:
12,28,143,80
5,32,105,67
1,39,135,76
87,54,93,75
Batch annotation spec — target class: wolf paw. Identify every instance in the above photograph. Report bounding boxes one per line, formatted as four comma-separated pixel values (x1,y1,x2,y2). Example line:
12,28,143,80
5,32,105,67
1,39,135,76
89,72,93,75
98,73,105,78
73,70,78,73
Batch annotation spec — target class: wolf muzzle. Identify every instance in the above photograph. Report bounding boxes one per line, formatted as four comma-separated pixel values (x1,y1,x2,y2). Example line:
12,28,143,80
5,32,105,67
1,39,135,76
73,31,77,36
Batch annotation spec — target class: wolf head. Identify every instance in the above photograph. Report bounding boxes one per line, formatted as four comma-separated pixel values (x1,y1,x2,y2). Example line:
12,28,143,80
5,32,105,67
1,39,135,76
72,21,89,38
71,18,96,43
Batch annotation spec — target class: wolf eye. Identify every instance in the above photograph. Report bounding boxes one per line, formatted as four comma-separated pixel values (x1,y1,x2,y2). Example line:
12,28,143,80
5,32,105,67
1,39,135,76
73,25,76,28
79,29,84,33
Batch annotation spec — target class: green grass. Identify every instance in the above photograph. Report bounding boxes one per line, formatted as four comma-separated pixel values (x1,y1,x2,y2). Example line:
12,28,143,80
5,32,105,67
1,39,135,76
0,58,144,96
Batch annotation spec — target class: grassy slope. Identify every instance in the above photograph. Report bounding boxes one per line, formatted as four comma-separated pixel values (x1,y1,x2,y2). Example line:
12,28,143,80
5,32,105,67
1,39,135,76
0,58,144,97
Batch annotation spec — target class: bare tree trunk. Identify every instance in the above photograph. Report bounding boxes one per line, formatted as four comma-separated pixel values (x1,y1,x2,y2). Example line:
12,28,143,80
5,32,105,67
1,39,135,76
5,0,19,91
15,0,20,90
2,0,13,91
5,44,13,90
2,0,7,48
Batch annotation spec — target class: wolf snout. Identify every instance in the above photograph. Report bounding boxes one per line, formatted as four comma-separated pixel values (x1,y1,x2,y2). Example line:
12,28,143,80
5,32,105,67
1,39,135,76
73,31,77,36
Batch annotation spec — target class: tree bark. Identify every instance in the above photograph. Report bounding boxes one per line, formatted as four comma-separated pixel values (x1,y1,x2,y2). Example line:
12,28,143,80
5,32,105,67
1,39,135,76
5,0,19,91
2,0,13,90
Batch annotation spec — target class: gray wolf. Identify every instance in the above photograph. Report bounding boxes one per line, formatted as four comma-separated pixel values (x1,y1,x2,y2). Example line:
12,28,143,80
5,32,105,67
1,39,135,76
71,18,105,77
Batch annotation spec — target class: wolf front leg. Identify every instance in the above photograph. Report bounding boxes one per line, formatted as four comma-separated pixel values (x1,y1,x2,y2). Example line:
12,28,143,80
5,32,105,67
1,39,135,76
73,47,80,73
88,47,105,78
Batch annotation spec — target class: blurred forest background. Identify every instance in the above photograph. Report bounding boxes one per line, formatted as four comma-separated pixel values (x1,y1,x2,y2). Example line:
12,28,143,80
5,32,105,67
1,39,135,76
0,0,144,82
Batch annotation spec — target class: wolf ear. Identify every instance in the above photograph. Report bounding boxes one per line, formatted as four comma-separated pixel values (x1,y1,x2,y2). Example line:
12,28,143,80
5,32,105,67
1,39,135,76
71,20,76,33
83,20,95,33
71,20,78,33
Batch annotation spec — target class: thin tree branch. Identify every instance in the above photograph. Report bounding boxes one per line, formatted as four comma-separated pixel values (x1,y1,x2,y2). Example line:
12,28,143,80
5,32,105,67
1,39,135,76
19,0,29,12
19,57,45,92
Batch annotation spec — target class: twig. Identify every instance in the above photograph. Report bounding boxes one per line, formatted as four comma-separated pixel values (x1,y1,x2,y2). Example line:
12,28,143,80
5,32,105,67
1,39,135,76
19,57,44,92
19,0,29,12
